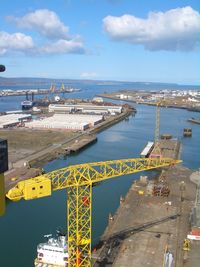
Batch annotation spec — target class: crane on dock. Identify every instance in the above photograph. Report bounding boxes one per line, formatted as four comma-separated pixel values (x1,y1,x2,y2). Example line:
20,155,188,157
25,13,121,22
3,157,181,267
50,83,56,94
155,102,161,141
150,102,162,158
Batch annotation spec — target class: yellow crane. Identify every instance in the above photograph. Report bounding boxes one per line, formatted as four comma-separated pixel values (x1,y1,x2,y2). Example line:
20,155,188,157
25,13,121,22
150,102,162,158
5,157,181,267
155,102,161,142
61,82,65,92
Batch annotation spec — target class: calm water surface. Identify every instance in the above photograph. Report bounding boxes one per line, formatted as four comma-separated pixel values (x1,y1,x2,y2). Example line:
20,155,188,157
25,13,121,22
0,88,200,266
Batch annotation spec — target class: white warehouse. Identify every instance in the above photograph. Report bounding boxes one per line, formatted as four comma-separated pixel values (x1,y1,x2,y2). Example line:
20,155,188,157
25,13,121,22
0,114,32,128
48,104,122,115
25,114,103,131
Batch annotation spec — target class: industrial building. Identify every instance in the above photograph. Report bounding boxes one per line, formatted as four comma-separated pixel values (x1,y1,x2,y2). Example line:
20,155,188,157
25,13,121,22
0,114,32,128
48,104,122,115
25,114,103,131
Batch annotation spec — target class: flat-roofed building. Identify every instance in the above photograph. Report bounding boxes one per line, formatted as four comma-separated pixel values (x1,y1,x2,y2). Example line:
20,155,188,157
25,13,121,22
0,114,32,128
25,114,103,131
48,104,122,115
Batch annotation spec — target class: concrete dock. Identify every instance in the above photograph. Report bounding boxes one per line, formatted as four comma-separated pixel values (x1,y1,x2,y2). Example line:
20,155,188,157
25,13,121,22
92,165,196,267
92,140,197,267
187,118,200,125
65,134,97,153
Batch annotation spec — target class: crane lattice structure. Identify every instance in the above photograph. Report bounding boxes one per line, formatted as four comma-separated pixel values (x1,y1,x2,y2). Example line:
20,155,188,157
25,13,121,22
155,102,161,142
150,102,162,158
61,82,65,92
6,157,181,267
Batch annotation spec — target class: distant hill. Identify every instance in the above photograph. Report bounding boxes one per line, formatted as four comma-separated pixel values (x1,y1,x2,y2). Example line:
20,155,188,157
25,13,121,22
0,76,199,89
0,76,178,86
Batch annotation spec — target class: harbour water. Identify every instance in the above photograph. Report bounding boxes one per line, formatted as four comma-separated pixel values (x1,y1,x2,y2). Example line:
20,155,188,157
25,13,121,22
0,86,200,266
1,81,200,112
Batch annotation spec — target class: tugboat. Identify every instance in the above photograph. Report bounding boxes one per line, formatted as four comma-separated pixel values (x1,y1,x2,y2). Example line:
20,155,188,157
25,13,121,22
34,230,68,267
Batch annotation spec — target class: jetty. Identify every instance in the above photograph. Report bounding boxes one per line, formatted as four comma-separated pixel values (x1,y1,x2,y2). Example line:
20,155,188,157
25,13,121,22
188,118,200,125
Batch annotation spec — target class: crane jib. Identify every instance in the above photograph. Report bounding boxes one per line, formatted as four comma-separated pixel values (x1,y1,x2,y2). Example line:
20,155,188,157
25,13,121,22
6,157,181,201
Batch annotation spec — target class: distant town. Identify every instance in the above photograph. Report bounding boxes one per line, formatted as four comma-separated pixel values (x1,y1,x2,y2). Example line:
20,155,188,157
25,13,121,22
99,89,200,112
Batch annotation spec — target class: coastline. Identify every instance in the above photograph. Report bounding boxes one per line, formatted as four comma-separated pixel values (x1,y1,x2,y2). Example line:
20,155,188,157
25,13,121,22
98,93,200,113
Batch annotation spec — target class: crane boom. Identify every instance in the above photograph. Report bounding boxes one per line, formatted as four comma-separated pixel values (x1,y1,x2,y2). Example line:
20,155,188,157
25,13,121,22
6,157,181,267
7,157,179,200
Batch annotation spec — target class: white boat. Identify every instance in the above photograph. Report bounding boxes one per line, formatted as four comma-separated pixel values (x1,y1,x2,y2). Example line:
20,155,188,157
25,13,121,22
34,232,68,267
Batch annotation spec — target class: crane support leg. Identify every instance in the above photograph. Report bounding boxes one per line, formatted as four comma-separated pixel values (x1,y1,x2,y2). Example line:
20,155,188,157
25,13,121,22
155,103,160,141
68,184,92,267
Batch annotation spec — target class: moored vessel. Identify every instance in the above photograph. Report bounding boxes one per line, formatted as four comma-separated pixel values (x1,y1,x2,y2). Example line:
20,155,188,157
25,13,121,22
21,100,33,110
34,231,68,267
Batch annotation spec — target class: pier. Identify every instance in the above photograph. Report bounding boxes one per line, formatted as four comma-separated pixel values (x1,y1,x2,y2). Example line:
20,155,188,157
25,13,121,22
92,139,197,267
0,87,80,97
92,165,196,267
65,134,97,154
187,118,200,125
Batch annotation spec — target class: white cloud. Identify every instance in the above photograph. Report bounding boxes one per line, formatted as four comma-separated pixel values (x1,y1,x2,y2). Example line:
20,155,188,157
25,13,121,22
1,9,86,56
103,6,200,51
80,72,97,79
0,31,34,55
7,9,69,39
40,38,85,54
0,32,85,56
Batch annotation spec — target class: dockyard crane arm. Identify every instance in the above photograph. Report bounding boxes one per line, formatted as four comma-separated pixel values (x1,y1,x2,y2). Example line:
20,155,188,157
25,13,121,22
7,157,181,201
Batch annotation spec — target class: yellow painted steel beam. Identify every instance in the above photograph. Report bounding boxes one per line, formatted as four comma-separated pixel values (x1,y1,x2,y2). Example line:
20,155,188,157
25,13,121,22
155,102,161,141
7,158,181,201
68,184,92,267
44,157,181,191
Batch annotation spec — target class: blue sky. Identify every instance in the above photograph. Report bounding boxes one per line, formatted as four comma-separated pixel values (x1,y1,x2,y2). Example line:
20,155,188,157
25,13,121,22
0,0,200,84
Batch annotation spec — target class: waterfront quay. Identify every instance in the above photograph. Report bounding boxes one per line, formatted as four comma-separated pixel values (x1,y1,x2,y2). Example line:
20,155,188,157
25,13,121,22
98,89,200,112
0,87,79,97
187,118,200,125
92,165,197,267
2,105,134,192
92,140,199,267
